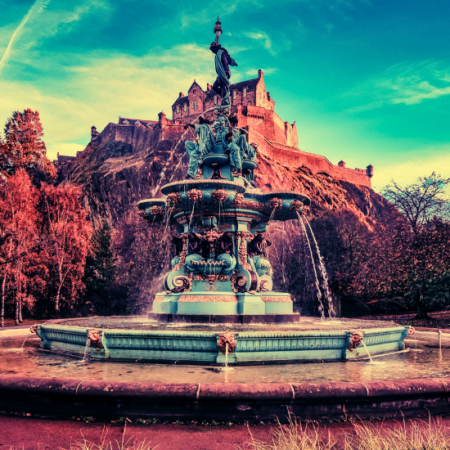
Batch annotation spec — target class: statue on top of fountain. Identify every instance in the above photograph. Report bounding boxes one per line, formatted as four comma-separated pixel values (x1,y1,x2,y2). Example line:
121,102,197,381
209,41,237,108
184,113,256,180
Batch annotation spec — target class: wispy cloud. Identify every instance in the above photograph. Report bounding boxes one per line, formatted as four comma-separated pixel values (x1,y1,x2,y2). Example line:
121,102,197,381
245,68,277,76
346,61,450,113
245,31,275,55
0,44,216,159
0,0,51,74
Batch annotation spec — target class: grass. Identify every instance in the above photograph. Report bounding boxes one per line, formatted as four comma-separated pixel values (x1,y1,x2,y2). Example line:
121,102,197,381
5,416,450,450
240,415,450,450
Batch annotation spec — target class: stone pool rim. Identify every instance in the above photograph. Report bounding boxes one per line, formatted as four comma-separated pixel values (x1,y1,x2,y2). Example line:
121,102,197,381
1,374,450,422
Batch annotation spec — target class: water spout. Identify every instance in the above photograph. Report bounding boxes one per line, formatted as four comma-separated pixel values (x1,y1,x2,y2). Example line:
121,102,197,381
296,212,325,319
81,337,91,362
304,218,336,318
361,340,375,364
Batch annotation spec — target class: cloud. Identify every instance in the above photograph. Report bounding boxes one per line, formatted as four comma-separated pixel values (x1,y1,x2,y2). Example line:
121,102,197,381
346,61,450,113
0,44,216,160
244,68,277,77
245,31,275,55
0,0,51,74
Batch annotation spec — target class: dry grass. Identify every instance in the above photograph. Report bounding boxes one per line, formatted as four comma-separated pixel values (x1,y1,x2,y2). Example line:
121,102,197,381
241,415,450,450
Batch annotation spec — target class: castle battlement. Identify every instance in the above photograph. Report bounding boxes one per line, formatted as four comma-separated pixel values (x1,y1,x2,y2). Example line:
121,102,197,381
56,70,373,188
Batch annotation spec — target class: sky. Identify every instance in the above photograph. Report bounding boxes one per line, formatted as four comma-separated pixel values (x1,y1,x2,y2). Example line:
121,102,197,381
0,0,449,191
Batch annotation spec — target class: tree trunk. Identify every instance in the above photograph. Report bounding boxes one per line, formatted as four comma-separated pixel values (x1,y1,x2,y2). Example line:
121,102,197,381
55,283,62,312
1,276,5,327
15,296,19,326
415,289,429,319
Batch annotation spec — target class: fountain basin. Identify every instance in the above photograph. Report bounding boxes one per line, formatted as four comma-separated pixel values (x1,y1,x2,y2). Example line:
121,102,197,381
35,323,409,364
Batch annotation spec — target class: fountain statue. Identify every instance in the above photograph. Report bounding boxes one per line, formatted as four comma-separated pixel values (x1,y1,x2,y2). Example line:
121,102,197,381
137,18,310,323
31,18,410,370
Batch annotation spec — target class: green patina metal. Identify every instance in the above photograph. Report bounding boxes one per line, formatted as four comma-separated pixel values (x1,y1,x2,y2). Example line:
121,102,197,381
37,18,410,366
36,324,410,364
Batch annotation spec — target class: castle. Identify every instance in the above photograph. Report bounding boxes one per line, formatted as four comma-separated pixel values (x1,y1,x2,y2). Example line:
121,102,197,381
54,69,373,187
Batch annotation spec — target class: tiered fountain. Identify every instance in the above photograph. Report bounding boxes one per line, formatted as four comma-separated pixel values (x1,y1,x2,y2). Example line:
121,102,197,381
5,18,445,425
33,18,409,365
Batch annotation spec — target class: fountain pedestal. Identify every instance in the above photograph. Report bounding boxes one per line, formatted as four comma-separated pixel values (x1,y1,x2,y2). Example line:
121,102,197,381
138,112,310,323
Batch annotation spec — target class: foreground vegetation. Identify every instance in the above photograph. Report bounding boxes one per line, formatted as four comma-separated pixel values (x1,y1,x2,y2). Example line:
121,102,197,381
244,417,450,450
6,418,450,449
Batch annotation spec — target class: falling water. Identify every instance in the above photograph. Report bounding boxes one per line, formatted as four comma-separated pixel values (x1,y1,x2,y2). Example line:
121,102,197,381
296,212,325,319
361,340,375,364
268,208,276,222
304,217,336,318
188,201,196,230
162,206,174,241
81,338,91,362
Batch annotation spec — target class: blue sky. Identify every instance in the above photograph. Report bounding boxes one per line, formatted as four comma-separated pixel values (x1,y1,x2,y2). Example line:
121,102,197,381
0,0,449,190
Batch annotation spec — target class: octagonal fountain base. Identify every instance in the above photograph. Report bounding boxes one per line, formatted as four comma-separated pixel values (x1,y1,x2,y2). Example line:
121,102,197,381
35,318,411,365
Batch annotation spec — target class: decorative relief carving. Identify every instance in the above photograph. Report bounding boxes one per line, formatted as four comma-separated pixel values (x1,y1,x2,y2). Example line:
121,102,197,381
259,280,271,292
289,200,303,211
212,189,229,202
231,270,247,293
171,275,192,293
348,330,364,351
166,192,181,206
218,333,236,353
269,197,283,210
232,193,244,207
261,296,291,302
149,206,163,215
408,326,415,336
235,232,254,270
87,329,104,351
187,189,203,202
178,295,237,302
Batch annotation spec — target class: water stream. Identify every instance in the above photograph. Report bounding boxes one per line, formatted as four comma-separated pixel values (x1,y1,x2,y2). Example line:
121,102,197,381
304,218,336,318
296,212,325,319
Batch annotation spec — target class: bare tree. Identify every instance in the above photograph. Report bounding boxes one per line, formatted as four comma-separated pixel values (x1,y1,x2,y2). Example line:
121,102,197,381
383,173,450,233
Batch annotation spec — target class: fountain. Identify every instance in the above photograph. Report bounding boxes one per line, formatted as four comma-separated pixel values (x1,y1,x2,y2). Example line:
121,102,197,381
3,17,444,424
31,18,409,366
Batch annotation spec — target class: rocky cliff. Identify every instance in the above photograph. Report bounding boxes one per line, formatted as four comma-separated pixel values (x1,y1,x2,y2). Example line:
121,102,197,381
64,122,390,228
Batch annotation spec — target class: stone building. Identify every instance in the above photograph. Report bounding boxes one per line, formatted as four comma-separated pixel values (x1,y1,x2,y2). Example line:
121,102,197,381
58,69,374,188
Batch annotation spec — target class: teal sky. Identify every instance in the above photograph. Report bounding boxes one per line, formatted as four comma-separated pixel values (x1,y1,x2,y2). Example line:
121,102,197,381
0,0,449,190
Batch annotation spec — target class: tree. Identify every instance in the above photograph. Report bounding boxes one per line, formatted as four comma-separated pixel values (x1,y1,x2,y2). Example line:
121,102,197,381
38,184,92,313
0,170,39,325
382,174,450,318
0,109,56,185
84,220,119,314
114,209,170,314
383,173,450,233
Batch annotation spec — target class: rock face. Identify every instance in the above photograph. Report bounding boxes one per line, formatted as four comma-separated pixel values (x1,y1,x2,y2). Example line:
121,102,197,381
63,122,390,228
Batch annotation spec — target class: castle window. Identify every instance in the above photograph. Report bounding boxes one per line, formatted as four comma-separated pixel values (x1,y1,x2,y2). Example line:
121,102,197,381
192,100,197,110
176,105,180,114
243,87,247,98
233,90,237,100
214,95,217,105
193,89,196,94
183,103,187,112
